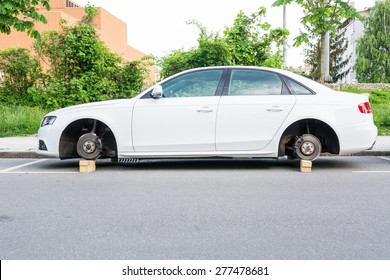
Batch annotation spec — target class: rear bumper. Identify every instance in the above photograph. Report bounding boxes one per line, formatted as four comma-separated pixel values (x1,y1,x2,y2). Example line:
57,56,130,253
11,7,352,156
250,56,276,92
338,124,377,155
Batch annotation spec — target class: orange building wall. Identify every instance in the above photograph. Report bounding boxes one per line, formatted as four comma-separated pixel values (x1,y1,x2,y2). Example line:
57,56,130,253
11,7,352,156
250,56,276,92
0,11,77,51
0,0,146,63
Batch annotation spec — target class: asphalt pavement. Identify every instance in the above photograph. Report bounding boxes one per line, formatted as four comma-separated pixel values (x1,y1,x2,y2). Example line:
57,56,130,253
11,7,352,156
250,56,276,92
0,135,390,158
1,156,389,259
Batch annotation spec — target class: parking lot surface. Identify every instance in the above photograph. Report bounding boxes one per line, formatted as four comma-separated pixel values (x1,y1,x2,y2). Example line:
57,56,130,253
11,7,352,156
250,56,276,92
0,156,389,259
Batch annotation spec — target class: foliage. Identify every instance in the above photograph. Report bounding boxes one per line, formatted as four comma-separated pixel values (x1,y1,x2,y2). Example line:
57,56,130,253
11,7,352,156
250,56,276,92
0,48,44,105
304,29,351,82
159,49,193,79
32,5,148,109
355,0,390,83
115,57,153,98
341,86,390,135
304,36,321,80
159,8,288,79
0,105,47,137
0,0,50,39
329,29,351,82
285,66,308,77
273,0,361,83
159,21,232,78
224,7,287,66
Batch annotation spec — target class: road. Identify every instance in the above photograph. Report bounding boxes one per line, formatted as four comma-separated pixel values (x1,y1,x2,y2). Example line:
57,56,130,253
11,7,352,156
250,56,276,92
0,156,389,259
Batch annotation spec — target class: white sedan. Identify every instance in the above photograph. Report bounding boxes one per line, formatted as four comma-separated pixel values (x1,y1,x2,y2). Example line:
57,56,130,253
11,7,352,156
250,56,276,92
37,66,377,161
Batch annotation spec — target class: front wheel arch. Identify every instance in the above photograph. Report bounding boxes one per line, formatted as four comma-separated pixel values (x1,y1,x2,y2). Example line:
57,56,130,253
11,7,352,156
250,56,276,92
59,118,117,160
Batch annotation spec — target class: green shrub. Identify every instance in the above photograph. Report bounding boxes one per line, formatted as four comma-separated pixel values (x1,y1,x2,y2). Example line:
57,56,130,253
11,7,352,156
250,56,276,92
0,48,44,106
29,5,147,110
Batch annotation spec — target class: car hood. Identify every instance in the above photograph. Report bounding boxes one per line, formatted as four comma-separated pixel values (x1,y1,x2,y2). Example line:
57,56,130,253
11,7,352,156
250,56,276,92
45,99,134,116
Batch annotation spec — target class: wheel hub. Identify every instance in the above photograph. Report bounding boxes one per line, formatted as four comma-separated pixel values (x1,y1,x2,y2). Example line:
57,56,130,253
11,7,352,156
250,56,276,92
82,140,96,154
300,141,315,156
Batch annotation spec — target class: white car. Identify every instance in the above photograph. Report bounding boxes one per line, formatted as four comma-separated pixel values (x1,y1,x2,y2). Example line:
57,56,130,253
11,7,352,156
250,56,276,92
37,66,377,161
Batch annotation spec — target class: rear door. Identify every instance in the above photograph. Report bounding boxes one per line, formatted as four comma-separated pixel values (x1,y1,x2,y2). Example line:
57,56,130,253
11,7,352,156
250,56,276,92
216,69,296,151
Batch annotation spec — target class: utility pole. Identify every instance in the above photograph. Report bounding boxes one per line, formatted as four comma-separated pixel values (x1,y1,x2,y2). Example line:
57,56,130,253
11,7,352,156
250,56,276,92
324,30,331,82
283,5,287,69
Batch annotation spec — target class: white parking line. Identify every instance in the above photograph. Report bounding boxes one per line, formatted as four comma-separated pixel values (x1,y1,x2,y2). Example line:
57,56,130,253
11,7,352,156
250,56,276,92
4,171,79,174
0,159,48,173
379,157,390,162
353,171,390,173
352,156,390,173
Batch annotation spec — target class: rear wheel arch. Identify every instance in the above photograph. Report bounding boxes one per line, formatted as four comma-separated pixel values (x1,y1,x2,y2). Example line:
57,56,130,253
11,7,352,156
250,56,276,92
59,118,117,160
278,119,340,159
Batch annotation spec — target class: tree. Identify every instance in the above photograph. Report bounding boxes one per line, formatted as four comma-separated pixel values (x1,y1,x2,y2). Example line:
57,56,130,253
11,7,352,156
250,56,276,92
159,7,288,79
115,57,152,98
330,29,351,82
0,48,43,105
304,35,321,80
159,21,232,78
355,0,390,83
0,0,51,39
32,5,148,108
305,29,351,82
224,7,287,67
272,0,361,83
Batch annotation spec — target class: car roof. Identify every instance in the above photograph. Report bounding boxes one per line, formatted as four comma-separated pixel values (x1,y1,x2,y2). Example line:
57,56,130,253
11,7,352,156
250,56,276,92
139,66,334,97
229,66,335,94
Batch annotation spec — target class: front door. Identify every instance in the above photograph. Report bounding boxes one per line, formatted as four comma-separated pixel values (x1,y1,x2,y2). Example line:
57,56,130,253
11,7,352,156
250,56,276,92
133,69,224,152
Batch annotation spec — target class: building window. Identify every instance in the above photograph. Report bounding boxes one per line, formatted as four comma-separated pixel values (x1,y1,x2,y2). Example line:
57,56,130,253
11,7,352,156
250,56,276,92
66,0,79,8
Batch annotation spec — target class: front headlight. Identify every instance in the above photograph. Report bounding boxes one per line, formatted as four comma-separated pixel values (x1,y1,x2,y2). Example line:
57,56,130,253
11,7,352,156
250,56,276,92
41,116,57,127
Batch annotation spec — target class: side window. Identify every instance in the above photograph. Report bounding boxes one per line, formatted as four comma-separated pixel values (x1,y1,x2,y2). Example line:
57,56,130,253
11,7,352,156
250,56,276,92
285,77,313,95
229,69,283,96
161,70,223,98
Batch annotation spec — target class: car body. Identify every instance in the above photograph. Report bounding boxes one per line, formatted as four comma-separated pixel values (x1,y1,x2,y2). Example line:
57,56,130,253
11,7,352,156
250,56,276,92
37,66,377,161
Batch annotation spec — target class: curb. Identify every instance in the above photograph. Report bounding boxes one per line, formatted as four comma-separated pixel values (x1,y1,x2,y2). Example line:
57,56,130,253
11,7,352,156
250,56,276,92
0,152,47,159
353,151,390,157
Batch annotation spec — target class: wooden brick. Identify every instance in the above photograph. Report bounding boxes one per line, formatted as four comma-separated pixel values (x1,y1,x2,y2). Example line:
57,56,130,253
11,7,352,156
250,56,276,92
300,160,312,173
79,160,96,173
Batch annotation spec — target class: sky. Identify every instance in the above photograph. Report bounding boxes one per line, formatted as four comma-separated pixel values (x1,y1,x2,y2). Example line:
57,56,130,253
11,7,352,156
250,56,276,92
76,0,376,67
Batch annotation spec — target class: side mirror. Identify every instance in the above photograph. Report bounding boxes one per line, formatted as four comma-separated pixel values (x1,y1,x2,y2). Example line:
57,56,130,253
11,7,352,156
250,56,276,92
151,85,163,99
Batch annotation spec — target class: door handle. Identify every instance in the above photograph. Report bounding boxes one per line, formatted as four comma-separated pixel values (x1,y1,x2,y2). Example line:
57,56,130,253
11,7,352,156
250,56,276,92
266,106,284,112
196,107,213,113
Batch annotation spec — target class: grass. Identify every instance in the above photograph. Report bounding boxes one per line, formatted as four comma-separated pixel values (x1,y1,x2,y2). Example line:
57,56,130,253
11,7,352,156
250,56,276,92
0,105,47,137
342,86,390,135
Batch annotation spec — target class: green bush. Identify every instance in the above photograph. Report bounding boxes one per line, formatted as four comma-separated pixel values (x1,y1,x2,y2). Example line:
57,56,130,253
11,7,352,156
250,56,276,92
159,8,288,79
29,5,148,110
0,48,44,106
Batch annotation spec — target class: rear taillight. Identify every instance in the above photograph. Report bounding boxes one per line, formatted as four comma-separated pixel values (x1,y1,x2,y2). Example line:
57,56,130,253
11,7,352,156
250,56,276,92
358,102,372,114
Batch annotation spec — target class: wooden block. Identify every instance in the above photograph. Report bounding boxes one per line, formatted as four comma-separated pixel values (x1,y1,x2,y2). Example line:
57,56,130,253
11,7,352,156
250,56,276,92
79,160,96,173
300,160,312,173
